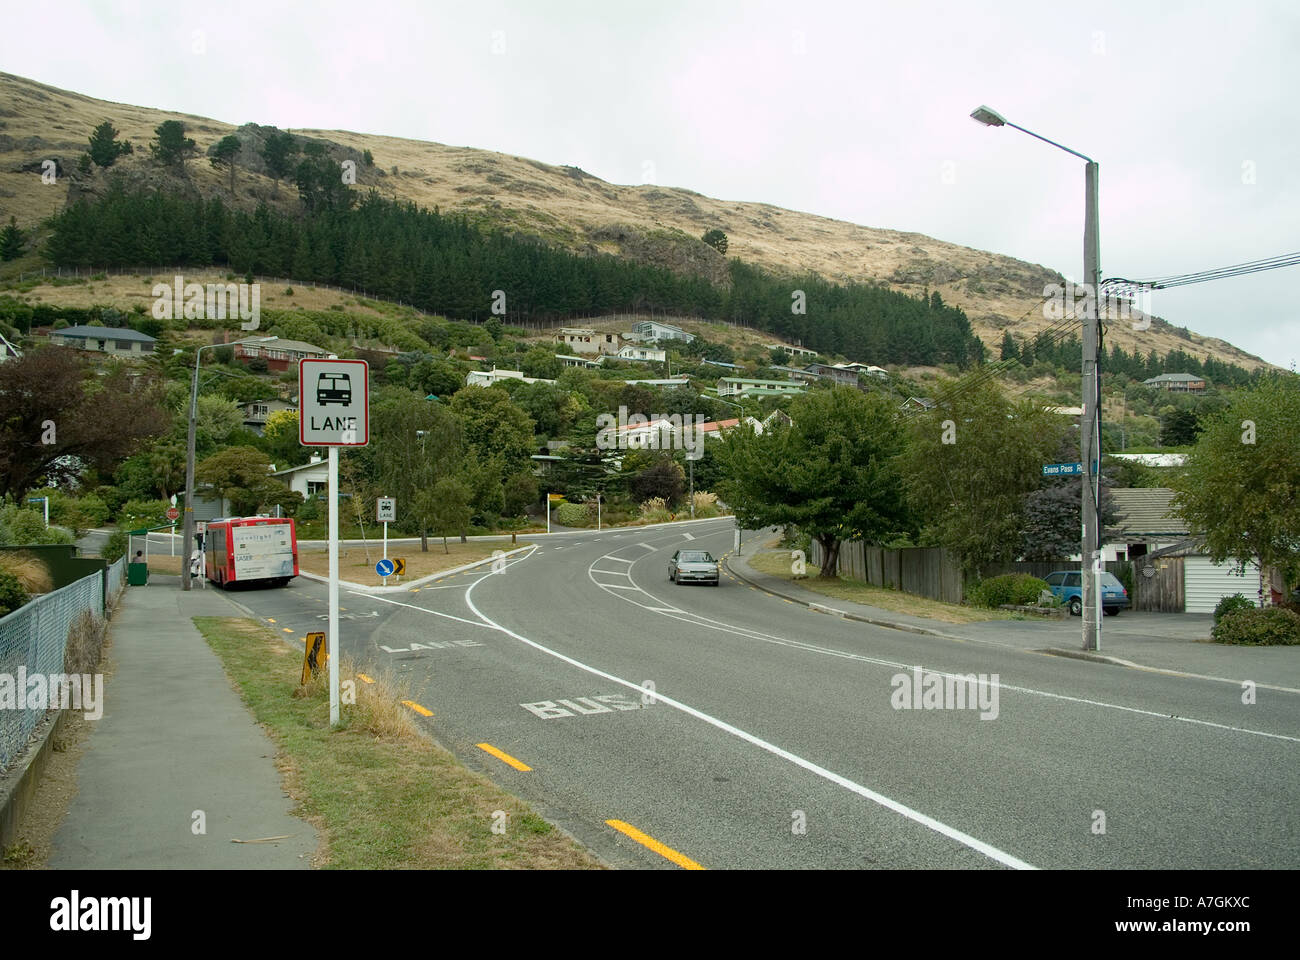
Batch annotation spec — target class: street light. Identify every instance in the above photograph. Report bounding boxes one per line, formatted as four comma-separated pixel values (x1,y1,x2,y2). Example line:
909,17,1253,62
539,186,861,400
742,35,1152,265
970,105,1103,652
181,335,278,591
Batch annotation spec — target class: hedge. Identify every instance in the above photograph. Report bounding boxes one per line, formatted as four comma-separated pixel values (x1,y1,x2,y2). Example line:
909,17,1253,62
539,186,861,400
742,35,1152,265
968,573,1051,609
1211,606,1300,646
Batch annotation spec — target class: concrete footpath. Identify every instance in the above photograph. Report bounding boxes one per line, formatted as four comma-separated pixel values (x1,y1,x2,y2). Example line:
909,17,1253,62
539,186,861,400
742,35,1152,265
726,550,1300,691
50,576,317,868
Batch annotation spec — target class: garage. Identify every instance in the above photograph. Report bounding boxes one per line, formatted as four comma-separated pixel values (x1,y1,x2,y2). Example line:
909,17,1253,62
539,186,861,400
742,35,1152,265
1183,557,1259,613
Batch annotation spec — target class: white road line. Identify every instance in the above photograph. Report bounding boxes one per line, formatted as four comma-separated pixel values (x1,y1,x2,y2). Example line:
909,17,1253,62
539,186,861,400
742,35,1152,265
637,543,658,552
599,583,644,591
681,532,695,540
462,573,1035,871
589,568,634,577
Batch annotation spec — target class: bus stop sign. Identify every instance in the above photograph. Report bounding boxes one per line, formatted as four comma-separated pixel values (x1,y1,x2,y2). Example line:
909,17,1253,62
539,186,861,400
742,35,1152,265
299,358,369,446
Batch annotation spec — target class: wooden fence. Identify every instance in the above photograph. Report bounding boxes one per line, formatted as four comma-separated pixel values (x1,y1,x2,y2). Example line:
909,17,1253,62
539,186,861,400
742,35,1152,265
810,541,1182,610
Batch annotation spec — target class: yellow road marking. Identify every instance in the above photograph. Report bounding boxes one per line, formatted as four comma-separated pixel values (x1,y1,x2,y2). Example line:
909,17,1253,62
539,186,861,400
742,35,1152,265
401,699,433,717
476,743,532,771
357,673,374,684
605,820,704,870
266,618,276,623
283,627,294,633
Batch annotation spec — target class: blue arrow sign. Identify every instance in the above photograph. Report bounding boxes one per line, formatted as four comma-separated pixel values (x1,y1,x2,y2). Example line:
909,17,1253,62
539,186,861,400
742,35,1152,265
375,558,395,577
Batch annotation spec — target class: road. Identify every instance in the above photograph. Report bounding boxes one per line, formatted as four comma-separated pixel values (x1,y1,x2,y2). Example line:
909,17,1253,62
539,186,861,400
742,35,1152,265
225,517,1300,870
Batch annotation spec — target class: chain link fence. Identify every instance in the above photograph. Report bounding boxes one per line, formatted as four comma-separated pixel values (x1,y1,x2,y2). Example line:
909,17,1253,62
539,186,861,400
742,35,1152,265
0,572,105,773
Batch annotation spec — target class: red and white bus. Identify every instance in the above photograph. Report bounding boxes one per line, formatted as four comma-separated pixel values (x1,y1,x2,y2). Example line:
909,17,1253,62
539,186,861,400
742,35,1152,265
201,516,299,588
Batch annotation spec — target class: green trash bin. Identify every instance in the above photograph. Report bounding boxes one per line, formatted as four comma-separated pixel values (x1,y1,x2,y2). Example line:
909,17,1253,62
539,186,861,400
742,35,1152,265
127,562,149,586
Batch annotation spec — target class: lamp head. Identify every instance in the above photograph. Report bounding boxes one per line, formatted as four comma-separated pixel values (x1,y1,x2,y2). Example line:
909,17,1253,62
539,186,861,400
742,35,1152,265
970,105,1006,127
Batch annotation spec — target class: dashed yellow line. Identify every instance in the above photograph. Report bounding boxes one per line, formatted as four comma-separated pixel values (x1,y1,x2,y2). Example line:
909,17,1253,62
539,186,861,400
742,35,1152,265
605,820,704,870
282,627,294,633
476,743,532,771
401,699,433,717
266,618,276,623
357,673,374,684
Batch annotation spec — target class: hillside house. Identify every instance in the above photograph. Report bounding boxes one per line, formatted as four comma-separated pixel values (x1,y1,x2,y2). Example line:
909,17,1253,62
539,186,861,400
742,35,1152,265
466,369,556,387
629,320,694,343
50,325,156,357
716,377,806,398
233,338,329,372
617,344,667,363
555,327,620,355
1143,373,1206,393
242,398,297,436
765,343,817,358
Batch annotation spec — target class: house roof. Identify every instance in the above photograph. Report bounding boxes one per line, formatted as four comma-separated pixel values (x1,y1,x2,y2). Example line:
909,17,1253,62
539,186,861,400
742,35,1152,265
1108,487,1190,536
54,325,157,343
1144,373,1204,384
272,458,328,477
237,338,326,355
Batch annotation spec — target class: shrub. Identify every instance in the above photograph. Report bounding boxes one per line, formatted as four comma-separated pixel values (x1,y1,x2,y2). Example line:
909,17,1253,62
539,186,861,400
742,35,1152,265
969,573,1051,608
639,496,672,524
0,503,74,545
284,287,294,296
691,491,721,518
554,502,591,527
1214,593,1256,624
101,528,129,563
0,552,53,594
1211,606,1300,646
118,499,171,526
0,570,28,618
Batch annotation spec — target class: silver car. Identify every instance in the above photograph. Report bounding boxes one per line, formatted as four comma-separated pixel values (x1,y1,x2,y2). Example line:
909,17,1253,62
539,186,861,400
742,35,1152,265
669,549,721,586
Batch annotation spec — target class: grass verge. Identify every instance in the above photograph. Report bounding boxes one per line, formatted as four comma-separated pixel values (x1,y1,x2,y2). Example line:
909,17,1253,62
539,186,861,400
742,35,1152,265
192,616,602,869
295,540,527,583
745,551,1017,624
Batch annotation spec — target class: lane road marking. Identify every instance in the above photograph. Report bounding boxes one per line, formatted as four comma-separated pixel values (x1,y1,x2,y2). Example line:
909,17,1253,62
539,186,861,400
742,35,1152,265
476,743,533,771
606,819,704,870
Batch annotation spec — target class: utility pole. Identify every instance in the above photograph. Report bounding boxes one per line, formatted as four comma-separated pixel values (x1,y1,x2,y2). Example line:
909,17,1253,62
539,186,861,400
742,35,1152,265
1082,161,1103,652
969,105,1102,652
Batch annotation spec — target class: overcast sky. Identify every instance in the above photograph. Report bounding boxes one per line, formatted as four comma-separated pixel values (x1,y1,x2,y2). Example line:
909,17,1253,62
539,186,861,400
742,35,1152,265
4,0,1297,368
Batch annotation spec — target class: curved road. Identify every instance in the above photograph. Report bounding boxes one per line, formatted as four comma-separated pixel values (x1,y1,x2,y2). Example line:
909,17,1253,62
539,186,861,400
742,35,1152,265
230,517,1300,870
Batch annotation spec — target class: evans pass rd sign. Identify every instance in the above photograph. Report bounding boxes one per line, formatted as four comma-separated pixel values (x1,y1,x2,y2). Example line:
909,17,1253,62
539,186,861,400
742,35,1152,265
299,358,369,446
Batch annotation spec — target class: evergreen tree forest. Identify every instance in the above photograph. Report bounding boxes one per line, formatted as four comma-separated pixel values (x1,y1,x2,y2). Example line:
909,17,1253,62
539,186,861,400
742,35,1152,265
42,183,985,367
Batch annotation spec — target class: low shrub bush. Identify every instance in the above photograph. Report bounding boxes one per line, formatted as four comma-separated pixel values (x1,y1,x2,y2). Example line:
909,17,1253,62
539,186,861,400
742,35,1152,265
1214,593,1257,624
969,573,1051,609
1211,606,1300,646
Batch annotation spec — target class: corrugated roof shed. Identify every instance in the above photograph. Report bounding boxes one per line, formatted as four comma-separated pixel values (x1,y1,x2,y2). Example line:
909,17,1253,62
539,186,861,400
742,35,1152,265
1108,487,1190,536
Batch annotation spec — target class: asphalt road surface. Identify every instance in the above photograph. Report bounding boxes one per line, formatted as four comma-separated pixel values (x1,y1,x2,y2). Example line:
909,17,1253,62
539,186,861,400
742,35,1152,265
227,518,1300,870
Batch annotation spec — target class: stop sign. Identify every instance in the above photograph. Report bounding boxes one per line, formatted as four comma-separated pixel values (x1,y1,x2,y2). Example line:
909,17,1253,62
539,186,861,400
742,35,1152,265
166,507,180,521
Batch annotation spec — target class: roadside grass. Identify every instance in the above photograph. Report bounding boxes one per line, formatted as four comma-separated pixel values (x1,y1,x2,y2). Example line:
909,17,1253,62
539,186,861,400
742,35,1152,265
192,616,602,869
295,541,527,583
745,551,1017,624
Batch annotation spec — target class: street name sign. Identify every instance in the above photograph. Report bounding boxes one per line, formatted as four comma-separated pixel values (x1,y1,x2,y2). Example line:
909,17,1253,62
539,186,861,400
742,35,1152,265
1041,461,1099,477
299,358,369,446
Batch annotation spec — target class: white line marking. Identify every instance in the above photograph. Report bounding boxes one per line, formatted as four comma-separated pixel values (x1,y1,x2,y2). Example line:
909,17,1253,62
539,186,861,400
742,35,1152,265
637,543,658,552
462,574,1035,870
681,532,695,540
589,568,634,577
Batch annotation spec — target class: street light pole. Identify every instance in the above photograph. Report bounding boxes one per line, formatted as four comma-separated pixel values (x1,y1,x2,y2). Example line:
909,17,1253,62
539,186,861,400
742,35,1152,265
970,105,1102,652
181,336,277,591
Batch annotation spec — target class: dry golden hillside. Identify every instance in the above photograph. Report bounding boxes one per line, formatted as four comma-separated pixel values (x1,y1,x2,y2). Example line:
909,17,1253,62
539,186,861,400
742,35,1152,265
0,71,1270,370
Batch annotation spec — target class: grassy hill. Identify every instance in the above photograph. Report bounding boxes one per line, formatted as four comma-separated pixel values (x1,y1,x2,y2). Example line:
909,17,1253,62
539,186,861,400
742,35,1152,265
0,70,1271,371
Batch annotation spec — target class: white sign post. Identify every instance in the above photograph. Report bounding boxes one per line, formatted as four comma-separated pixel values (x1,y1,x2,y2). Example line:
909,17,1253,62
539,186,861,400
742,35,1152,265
376,497,395,585
300,358,369,727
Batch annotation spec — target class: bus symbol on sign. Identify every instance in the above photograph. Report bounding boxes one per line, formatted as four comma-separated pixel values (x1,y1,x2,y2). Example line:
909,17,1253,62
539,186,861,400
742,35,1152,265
317,372,351,406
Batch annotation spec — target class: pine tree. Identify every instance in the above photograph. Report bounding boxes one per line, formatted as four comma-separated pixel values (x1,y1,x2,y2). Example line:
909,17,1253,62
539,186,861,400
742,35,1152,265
999,330,1020,362
0,217,25,261
87,120,133,168
150,120,197,170
210,135,242,194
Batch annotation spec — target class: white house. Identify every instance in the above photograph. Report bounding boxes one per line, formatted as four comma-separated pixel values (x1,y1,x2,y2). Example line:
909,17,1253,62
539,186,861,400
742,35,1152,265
466,369,556,387
242,398,297,436
555,353,600,369
630,320,694,343
272,455,329,499
617,344,666,363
